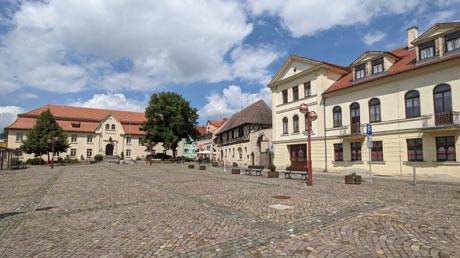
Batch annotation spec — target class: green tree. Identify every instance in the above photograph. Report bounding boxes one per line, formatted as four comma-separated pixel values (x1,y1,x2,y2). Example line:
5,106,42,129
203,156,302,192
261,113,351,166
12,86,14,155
143,92,199,159
21,109,70,160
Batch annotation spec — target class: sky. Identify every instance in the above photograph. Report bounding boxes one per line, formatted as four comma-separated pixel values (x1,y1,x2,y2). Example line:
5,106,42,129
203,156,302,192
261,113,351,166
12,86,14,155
1,0,460,131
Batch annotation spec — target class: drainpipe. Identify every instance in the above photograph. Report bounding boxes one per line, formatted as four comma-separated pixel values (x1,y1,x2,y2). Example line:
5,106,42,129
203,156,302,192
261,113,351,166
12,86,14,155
323,97,328,172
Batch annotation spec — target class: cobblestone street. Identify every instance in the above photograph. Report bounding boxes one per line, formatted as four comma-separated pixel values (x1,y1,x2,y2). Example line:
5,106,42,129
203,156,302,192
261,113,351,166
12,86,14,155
0,163,459,257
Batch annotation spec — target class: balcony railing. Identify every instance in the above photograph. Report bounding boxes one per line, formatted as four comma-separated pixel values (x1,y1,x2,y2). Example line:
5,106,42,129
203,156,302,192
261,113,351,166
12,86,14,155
435,112,453,125
350,123,361,134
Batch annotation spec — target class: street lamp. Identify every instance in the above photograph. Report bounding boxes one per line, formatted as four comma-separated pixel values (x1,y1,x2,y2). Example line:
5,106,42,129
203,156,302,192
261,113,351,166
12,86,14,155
47,136,59,169
148,139,154,166
299,103,318,186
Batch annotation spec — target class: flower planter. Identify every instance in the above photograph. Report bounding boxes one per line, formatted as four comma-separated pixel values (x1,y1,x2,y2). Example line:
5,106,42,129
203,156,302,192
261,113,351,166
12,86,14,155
345,174,362,184
212,162,218,167
231,168,240,174
199,165,206,170
268,171,279,178
188,164,194,169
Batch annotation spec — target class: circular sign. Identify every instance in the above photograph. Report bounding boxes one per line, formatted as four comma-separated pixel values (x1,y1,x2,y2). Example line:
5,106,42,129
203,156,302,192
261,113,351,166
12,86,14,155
308,111,318,121
448,147,455,152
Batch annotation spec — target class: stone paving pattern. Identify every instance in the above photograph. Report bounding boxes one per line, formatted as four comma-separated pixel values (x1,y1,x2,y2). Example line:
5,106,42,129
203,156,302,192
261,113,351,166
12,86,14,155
0,163,459,257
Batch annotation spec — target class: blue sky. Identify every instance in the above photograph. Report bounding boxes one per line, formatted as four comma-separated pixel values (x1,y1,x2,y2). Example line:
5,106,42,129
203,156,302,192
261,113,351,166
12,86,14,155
1,0,460,131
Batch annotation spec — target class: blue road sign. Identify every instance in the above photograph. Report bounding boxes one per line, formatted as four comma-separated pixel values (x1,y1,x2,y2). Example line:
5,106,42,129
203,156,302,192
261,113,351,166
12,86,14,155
366,124,372,136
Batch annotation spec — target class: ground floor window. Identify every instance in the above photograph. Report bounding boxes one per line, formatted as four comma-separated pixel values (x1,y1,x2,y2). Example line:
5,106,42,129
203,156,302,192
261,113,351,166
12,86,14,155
407,138,423,161
334,143,343,161
371,141,383,161
436,136,456,161
126,149,131,157
351,142,362,161
70,149,76,157
87,149,92,157
238,148,242,159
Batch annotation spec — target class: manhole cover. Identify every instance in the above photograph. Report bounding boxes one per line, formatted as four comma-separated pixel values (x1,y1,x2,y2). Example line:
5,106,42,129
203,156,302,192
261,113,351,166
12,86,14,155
272,195,290,199
269,204,292,210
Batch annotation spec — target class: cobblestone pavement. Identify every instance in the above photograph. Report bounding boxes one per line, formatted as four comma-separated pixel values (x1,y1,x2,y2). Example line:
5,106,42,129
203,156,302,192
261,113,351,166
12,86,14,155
0,163,459,257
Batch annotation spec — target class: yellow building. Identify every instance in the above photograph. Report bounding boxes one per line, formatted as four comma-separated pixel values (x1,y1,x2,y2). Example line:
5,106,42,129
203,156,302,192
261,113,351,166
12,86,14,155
269,22,460,178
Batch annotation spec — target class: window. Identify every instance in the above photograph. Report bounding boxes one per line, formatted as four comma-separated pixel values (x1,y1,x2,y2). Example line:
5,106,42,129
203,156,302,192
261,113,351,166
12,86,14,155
369,98,381,123
407,138,423,161
126,149,131,157
293,86,299,101
351,142,362,161
436,136,456,161
282,117,288,134
293,115,299,133
350,102,360,133
70,148,77,156
126,136,131,144
87,135,93,143
419,40,435,60
105,124,110,130
371,141,383,161
86,149,92,157
405,90,420,118
238,147,242,159
445,31,460,52
71,122,80,128
304,82,311,97
304,114,312,132
71,134,77,143
371,58,384,74
334,143,343,161
355,64,366,80
16,132,23,142
138,137,143,145
238,127,244,138
111,124,116,130
333,106,342,128
282,90,288,104
434,84,453,125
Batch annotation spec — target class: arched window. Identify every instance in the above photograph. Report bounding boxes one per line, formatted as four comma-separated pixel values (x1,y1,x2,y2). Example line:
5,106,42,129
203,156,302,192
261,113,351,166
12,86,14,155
111,124,116,130
350,102,360,133
369,98,381,123
293,115,299,133
433,84,453,125
405,90,420,118
282,117,288,134
333,106,342,127
105,124,110,130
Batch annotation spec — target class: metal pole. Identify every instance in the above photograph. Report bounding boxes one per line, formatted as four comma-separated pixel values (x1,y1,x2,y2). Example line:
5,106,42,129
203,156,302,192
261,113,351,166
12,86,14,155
413,166,416,186
50,139,55,169
368,144,372,182
307,113,312,186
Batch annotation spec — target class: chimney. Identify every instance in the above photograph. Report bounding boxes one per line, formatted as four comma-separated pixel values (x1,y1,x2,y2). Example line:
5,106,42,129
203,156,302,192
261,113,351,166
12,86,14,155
407,26,418,49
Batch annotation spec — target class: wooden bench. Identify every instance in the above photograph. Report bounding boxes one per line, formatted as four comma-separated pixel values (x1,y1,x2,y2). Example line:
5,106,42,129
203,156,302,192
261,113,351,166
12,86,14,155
244,165,265,176
281,167,308,180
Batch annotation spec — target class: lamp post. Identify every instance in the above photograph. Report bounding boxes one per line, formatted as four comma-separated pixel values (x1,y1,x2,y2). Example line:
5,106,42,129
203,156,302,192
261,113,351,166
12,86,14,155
47,136,58,169
148,139,154,166
299,103,318,186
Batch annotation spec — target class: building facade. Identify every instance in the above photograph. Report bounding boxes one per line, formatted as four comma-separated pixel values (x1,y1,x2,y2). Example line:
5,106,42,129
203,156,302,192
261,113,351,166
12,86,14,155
215,100,272,167
269,22,460,178
6,105,175,161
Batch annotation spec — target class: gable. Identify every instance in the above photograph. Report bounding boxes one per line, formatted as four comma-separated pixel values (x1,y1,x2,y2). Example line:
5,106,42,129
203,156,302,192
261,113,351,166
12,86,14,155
270,55,321,84
413,22,460,44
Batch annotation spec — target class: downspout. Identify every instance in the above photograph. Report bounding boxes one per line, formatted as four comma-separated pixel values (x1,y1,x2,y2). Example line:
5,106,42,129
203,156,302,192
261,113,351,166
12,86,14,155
323,97,328,172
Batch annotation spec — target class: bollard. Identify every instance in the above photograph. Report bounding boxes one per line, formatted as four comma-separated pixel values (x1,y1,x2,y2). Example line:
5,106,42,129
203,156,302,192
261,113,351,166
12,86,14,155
413,166,416,186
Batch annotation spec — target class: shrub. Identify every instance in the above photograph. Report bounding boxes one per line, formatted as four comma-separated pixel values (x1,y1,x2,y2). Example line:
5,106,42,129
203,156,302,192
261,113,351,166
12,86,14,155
63,158,80,164
80,154,85,161
26,158,46,165
94,154,103,162
268,164,276,172
136,156,141,161
232,162,238,167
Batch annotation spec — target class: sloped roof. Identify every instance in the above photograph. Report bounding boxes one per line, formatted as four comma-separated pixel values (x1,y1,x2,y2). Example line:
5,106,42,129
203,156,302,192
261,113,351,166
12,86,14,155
208,119,226,127
324,45,460,95
216,100,272,134
196,126,207,136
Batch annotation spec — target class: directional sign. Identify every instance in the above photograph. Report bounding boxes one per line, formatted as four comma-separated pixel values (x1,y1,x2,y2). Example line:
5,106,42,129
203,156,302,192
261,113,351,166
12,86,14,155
366,124,373,136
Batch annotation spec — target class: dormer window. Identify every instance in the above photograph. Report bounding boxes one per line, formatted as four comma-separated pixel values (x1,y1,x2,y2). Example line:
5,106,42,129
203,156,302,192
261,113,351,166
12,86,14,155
355,64,366,80
71,122,81,128
419,40,435,60
371,58,384,74
445,31,460,52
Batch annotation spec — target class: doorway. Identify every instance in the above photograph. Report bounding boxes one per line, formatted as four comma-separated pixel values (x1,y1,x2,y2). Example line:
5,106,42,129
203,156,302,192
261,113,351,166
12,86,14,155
105,144,114,156
290,144,306,168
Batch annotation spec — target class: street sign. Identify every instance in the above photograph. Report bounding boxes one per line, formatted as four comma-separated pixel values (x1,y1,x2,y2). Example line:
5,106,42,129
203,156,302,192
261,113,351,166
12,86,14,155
366,124,373,136
269,144,274,152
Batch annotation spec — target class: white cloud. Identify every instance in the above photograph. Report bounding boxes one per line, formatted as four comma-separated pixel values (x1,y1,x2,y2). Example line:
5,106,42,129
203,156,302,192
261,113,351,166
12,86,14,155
0,0,281,94
363,31,387,46
199,85,271,121
0,106,23,131
246,0,420,37
69,93,146,112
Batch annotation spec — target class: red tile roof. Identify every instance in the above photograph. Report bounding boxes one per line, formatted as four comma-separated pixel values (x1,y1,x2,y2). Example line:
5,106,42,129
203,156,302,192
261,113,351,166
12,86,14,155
196,126,207,136
323,46,460,95
6,104,146,135
208,119,227,127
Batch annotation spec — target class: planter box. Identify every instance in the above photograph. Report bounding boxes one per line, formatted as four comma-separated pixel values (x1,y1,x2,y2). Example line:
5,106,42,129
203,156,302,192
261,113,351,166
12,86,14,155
231,168,240,174
268,171,279,178
199,165,206,170
345,175,362,184
188,164,194,169
212,162,218,167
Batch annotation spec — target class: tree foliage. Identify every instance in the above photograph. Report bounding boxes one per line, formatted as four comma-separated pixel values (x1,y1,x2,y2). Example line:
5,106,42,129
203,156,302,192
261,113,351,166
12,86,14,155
21,109,70,157
143,92,199,158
